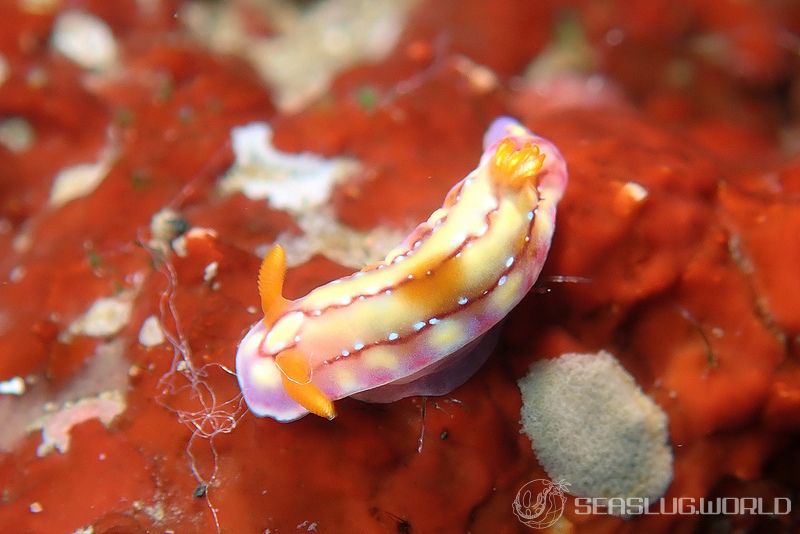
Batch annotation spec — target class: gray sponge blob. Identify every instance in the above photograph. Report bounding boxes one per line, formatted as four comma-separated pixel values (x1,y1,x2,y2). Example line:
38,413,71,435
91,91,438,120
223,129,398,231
518,351,673,505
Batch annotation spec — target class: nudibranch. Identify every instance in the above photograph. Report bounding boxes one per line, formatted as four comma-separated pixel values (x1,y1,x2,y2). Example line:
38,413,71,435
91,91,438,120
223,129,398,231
236,117,568,421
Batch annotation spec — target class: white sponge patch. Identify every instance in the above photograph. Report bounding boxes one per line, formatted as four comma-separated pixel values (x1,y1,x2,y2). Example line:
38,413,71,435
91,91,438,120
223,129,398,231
518,350,673,505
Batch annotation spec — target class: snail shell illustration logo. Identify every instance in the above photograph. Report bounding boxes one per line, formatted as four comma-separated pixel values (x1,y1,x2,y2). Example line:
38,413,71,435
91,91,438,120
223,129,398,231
512,479,569,529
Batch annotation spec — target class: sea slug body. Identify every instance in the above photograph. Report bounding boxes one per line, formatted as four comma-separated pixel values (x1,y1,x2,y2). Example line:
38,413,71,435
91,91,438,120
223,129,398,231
236,117,568,421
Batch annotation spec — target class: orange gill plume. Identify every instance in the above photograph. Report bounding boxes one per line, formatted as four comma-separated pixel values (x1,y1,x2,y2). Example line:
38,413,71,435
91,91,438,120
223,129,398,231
490,139,546,190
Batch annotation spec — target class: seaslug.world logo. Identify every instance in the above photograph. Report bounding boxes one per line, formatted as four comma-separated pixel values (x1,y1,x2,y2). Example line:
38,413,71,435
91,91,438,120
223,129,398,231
512,479,569,529
513,477,792,529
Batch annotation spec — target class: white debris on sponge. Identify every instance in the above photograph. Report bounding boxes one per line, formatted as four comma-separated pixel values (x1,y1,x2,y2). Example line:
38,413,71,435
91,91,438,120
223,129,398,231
621,181,648,202
132,500,166,523
0,117,35,153
138,315,165,347
170,227,217,258
49,144,117,208
20,0,60,15
182,0,417,112
0,376,26,396
518,350,673,508
219,122,359,213
51,10,118,71
203,261,219,282
35,391,125,457
453,57,499,95
0,53,8,86
269,206,407,269
148,207,189,255
69,293,134,338
246,0,417,111
0,341,130,455
179,0,248,56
